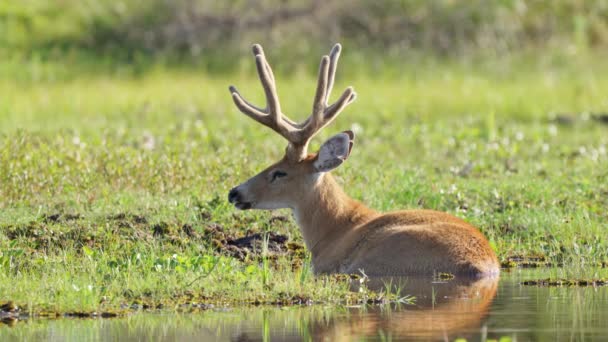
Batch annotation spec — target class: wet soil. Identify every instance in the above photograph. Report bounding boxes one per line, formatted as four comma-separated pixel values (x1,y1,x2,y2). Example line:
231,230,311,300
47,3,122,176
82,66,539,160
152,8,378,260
1,211,305,261
203,223,305,261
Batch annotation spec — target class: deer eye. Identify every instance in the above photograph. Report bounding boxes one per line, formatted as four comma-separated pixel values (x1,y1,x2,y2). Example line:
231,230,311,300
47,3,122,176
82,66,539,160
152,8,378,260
270,170,288,182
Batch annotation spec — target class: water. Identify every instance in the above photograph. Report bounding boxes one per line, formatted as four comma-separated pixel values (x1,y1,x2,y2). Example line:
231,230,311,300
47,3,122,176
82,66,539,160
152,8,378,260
1,269,607,341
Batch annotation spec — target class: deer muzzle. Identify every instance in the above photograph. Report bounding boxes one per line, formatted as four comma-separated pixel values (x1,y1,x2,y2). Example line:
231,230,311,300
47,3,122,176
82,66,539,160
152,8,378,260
228,187,252,210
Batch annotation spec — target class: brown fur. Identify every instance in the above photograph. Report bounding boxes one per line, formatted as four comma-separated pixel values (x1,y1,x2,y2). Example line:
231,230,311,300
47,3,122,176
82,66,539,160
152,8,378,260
294,171,499,276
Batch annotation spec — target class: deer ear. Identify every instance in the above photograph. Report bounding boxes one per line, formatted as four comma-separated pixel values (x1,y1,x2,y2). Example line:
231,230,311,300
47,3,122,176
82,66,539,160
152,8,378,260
313,130,355,173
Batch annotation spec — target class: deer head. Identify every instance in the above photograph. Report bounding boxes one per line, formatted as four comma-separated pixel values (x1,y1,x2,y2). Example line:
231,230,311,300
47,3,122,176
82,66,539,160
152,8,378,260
228,44,357,210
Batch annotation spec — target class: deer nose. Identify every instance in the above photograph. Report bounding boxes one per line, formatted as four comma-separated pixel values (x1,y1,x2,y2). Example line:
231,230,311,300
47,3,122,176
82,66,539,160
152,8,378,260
228,188,240,203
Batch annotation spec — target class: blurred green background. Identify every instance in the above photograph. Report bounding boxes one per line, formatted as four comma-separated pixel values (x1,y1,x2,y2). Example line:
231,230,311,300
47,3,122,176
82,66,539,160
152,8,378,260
2,0,608,78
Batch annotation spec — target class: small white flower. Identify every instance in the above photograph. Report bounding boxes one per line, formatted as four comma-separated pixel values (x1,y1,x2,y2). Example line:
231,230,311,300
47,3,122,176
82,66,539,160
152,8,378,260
542,144,550,153
548,125,558,136
579,146,587,155
351,123,363,135
142,131,156,150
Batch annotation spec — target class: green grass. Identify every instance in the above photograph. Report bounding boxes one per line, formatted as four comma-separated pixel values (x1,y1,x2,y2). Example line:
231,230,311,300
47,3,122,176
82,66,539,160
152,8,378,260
1,53,607,314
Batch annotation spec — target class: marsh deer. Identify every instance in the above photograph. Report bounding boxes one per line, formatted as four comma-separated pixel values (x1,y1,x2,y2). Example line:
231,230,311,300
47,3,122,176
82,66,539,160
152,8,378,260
228,44,499,277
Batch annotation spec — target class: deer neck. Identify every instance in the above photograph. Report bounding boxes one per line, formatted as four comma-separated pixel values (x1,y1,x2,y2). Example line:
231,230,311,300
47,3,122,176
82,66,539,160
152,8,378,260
292,173,378,266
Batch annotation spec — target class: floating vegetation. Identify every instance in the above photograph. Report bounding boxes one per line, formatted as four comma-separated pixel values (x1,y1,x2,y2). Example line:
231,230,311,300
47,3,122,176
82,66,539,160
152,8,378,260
501,255,558,269
436,272,455,280
521,278,608,287
0,307,123,327
0,302,22,327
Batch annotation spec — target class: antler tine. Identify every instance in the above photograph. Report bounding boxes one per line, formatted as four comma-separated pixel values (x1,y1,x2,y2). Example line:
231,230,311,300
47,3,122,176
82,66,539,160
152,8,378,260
326,43,342,104
325,87,357,121
312,55,331,120
229,85,266,120
252,44,276,84
296,44,356,149
229,44,291,138
253,46,281,123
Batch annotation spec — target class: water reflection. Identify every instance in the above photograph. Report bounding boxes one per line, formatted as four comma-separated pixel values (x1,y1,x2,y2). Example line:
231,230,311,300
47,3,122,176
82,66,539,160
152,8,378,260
310,276,498,341
2,269,608,341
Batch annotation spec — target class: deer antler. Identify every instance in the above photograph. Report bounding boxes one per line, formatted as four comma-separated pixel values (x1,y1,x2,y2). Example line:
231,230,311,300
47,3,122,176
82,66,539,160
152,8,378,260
229,43,357,161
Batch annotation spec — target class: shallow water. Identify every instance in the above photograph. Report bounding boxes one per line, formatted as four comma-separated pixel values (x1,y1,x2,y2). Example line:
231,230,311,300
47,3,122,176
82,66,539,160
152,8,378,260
2,269,608,341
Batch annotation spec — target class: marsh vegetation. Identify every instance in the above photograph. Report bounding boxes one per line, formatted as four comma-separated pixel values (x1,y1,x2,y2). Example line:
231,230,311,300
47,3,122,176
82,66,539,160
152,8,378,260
1,1,607,332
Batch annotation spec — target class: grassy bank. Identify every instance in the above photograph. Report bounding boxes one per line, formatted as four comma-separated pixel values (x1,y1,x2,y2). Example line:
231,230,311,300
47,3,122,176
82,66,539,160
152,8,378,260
1,54,607,314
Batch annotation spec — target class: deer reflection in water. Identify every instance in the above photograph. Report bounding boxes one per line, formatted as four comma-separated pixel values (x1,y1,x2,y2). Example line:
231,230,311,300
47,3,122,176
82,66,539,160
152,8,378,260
309,276,499,341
